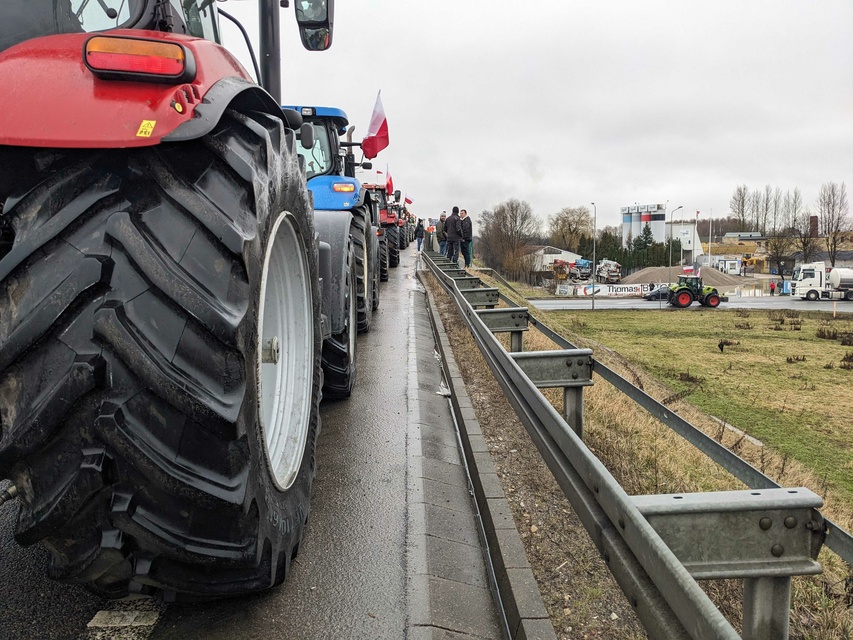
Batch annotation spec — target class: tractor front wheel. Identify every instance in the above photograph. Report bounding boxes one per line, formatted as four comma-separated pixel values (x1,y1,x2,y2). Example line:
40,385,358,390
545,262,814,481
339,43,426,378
705,294,721,308
350,206,373,333
379,238,389,282
321,247,358,399
387,226,400,268
0,110,322,600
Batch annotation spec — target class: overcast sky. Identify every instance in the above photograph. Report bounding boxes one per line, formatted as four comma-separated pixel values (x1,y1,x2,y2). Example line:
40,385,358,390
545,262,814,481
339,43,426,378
220,1,852,234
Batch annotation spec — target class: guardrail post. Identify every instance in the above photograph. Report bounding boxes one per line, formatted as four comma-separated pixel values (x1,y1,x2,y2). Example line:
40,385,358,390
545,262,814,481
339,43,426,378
743,577,791,640
564,387,582,439
509,350,593,437
510,331,523,353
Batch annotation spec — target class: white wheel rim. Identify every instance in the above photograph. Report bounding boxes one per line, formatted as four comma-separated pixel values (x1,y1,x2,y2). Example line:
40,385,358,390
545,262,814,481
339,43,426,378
258,212,314,490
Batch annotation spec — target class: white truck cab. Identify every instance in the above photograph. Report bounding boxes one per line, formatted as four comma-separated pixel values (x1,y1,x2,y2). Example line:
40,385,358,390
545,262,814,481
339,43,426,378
792,261,853,301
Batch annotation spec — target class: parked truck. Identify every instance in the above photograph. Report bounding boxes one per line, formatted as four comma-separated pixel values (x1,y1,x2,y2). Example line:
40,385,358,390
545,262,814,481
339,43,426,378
0,0,337,601
570,258,593,281
596,259,623,283
791,262,853,301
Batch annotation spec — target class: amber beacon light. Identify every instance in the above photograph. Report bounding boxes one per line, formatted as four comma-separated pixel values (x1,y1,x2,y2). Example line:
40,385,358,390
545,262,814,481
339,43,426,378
84,36,196,83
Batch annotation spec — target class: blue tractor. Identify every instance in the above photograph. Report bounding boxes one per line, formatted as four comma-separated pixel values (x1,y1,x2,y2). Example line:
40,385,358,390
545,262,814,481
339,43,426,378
283,106,379,398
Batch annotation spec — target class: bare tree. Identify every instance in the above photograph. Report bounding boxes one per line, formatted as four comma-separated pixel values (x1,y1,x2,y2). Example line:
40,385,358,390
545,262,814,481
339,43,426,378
547,206,592,252
765,191,793,279
787,188,818,263
747,189,766,233
729,184,749,230
759,184,773,234
477,199,541,278
817,182,850,267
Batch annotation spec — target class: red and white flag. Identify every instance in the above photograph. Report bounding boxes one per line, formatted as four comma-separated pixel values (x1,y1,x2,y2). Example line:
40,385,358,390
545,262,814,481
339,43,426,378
362,91,389,159
385,164,394,196
404,196,413,205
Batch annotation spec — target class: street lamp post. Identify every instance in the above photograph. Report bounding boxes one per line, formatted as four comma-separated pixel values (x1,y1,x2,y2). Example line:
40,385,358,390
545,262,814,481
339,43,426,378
590,202,596,310
668,205,683,287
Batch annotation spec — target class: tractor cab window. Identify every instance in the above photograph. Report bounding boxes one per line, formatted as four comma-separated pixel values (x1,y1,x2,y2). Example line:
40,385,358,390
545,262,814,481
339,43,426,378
71,0,135,32
0,1,143,52
297,123,334,180
172,0,220,42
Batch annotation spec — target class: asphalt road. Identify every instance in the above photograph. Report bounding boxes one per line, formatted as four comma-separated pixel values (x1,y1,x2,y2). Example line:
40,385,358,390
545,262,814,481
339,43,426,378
530,295,853,313
0,249,421,640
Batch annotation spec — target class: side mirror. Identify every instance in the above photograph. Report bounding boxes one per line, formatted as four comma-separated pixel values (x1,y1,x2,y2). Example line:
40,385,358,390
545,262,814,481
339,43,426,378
295,0,334,51
299,122,314,150
362,161,372,170
394,190,401,201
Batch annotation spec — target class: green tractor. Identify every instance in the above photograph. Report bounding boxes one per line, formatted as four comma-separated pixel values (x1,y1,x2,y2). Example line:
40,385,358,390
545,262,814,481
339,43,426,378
668,275,723,308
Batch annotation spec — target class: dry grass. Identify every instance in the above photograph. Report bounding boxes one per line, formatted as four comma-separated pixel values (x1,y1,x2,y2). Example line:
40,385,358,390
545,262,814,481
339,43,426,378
426,269,853,639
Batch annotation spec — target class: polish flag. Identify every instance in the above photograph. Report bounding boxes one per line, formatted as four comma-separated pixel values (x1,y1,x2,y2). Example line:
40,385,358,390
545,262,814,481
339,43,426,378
385,164,394,196
405,196,413,205
362,91,389,160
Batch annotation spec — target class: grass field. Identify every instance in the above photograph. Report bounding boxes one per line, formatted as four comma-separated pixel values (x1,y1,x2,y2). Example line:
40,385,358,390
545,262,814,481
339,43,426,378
545,306,853,505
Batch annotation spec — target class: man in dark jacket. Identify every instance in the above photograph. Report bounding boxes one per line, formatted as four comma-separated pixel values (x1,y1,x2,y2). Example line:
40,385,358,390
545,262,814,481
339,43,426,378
436,212,447,255
415,219,425,252
445,206,463,266
460,209,473,268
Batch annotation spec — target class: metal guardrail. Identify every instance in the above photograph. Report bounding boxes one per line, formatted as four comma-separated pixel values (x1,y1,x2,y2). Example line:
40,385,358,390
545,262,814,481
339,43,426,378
421,250,829,640
486,274,853,567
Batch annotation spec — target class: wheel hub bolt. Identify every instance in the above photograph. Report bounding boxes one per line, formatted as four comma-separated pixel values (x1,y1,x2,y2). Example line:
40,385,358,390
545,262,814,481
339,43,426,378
262,337,280,365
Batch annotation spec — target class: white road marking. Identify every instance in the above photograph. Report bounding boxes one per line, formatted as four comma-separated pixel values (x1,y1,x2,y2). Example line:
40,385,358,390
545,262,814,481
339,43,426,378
87,610,159,628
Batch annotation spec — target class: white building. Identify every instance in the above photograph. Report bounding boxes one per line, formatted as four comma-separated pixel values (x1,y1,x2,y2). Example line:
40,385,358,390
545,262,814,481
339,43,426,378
620,206,705,265
530,246,582,272
667,220,705,265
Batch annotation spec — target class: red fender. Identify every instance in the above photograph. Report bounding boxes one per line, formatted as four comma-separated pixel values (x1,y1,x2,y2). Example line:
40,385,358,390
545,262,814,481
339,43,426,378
0,30,255,148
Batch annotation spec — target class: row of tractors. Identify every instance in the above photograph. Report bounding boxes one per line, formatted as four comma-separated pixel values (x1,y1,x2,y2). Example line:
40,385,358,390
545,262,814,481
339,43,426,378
0,0,413,604
283,106,416,399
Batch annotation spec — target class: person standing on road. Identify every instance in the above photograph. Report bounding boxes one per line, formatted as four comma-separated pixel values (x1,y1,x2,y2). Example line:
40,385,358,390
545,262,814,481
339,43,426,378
415,218,425,252
460,208,473,268
770,280,776,296
436,212,447,255
445,206,463,266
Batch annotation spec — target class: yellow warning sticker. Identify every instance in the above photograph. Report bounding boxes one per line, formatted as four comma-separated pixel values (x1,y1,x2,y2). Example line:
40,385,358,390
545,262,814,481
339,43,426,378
136,120,156,138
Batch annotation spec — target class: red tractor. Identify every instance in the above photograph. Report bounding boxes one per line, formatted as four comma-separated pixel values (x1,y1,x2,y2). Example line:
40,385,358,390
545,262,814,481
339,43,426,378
364,183,403,272
0,1,335,600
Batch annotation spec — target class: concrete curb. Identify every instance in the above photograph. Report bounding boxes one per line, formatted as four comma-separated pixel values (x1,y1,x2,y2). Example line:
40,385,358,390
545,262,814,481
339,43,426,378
417,269,557,640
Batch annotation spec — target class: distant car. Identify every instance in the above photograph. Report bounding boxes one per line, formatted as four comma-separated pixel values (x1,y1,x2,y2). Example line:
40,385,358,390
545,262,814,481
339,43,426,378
643,285,669,300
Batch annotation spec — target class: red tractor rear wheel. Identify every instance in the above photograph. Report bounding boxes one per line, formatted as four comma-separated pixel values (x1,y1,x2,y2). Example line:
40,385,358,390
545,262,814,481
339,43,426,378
676,291,693,307
0,110,322,600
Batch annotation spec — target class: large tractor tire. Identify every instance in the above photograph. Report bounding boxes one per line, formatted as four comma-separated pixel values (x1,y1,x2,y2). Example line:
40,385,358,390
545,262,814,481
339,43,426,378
350,206,373,333
704,293,721,308
0,110,323,600
321,247,358,400
379,238,389,282
671,290,694,308
387,226,400,268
